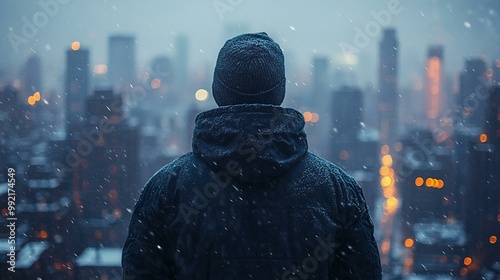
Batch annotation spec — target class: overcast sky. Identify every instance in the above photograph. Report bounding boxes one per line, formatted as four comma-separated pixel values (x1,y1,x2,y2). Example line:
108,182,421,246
1,0,499,90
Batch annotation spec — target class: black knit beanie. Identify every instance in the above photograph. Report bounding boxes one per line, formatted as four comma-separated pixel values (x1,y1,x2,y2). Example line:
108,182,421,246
212,32,286,106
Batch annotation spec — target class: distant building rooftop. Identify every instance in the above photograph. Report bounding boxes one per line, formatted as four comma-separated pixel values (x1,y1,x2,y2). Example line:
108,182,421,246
349,170,376,182
407,276,454,280
0,238,10,253
414,221,466,246
28,178,59,189
17,242,49,269
0,183,7,196
76,247,122,267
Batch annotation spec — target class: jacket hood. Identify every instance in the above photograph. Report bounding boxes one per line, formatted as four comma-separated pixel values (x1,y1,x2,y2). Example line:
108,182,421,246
192,104,308,183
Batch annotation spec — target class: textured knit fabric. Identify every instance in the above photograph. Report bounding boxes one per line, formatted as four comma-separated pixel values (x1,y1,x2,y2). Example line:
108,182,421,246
212,33,286,106
122,104,381,280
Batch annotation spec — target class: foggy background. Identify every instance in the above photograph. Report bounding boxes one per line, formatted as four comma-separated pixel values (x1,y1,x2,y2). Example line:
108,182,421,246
1,0,500,279
1,0,499,90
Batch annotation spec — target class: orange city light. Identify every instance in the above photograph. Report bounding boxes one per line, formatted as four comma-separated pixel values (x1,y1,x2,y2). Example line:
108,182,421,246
479,133,488,143
404,238,414,248
28,96,36,106
71,41,81,51
381,144,390,155
381,154,393,166
415,177,424,187
150,78,161,89
379,166,390,176
490,235,497,244
303,111,312,122
425,178,434,187
381,176,392,188
385,196,398,210
310,113,319,123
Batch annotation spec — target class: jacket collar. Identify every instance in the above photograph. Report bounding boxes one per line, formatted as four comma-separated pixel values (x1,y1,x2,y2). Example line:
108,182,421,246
192,104,308,183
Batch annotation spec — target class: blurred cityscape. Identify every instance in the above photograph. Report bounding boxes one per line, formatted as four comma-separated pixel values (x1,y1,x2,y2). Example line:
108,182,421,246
1,9,500,280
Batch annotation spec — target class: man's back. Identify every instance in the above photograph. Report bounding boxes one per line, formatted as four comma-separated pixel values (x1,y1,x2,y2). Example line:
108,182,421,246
122,104,381,279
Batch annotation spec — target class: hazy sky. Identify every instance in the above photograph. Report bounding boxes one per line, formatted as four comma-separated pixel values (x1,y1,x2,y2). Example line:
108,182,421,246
1,0,499,90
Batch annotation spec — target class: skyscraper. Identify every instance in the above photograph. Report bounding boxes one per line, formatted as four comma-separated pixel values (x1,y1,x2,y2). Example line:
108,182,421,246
332,86,363,144
65,44,89,132
485,86,500,146
459,58,487,128
312,56,329,95
425,46,443,126
378,28,398,147
493,59,500,86
72,89,139,247
175,35,189,91
329,86,379,219
108,35,136,90
20,54,42,99
329,86,364,170
465,141,498,278
377,28,399,273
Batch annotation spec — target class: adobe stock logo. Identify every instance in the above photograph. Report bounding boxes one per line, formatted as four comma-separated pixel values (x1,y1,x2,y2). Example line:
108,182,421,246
213,0,245,20
7,0,71,53
340,0,402,59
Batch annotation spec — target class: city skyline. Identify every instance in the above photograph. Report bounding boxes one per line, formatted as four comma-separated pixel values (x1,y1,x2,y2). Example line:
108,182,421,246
1,0,499,92
1,1,500,279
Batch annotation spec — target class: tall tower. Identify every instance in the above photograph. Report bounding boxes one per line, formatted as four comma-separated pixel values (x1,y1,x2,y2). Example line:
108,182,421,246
312,57,329,94
311,56,329,109
108,35,136,90
65,43,89,133
485,86,500,146
332,86,363,143
459,58,487,128
330,86,363,169
425,46,443,127
20,54,42,99
377,28,399,273
493,59,500,86
378,28,398,146
151,56,173,87
73,89,139,247
175,35,189,91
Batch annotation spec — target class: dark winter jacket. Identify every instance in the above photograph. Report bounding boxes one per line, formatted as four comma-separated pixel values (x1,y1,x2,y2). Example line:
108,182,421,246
122,104,381,280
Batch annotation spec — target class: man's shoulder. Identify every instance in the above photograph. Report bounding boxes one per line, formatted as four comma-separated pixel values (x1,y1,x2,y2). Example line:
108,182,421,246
298,152,360,195
143,152,196,187
300,152,352,179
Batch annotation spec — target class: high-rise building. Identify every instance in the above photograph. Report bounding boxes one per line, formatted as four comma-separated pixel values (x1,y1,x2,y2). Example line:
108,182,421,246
310,56,330,113
65,45,89,132
0,86,32,137
20,54,42,99
409,221,465,276
464,141,499,279
329,86,379,219
378,28,398,146
398,130,454,234
150,55,173,95
175,35,189,91
332,86,362,144
71,89,139,247
493,59,500,86
108,35,136,90
18,163,79,279
485,86,500,146
458,58,487,128
312,56,329,97
425,46,444,126
303,56,330,156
